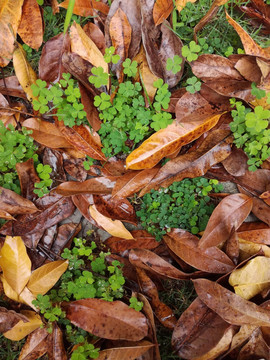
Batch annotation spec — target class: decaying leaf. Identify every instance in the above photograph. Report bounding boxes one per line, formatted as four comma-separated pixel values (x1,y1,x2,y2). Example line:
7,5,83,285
18,327,49,360
96,341,155,360
0,307,28,333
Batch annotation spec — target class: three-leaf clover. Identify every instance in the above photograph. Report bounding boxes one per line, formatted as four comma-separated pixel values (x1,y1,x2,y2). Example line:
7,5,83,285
182,41,201,62
94,93,111,110
89,67,109,88
123,58,138,77
251,82,266,100
186,76,201,94
104,46,120,64
166,55,183,74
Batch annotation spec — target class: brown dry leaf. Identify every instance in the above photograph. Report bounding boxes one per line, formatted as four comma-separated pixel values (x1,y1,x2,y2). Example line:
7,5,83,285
56,121,106,161
0,93,17,127
0,75,26,99
79,83,101,131
172,298,230,359
54,176,117,196
0,0,24,67
17,0,43,50
236,228,270,245
112,167,159,199
18,327,49,360
164,229,235,273
229,256,270,300
62,298,148,341
153,0,173,26
198,193,253,250
39,33,70,83
129,248,202,279
260,190,270,206
83,22,106,55
226,11,270,59
0,236,31,295
0,210,14,220
89,205,134,239
13,43,37,101
23,118,72,149
3,310,42,341
96,340,154,360
0,186,39,215
59,0,109,16
16,158,40,201
237,327,270,360
27,260,69,297
238,238,270,261
109,7,132,80
140,130,232,195
47,323,67,360
193,278,270,326
222,147,248,177
105,230,159,252
70,21,108,73
175,0,197,12
126,114,222,170
0,307,28,333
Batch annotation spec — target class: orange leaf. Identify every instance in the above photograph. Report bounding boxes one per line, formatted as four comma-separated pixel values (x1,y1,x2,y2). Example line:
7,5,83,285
153,0,174,26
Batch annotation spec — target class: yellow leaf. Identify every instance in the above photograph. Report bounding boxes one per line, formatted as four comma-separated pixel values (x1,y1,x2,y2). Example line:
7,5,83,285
175,0,197,13
13,43,37,101
0,0,24,66
89,205,134,239
239,238,270,261
0,236,31,295
229,256,270,300
19,287,38,311
70,22,108,74
3,310,42,341
27,260,69,297
0,275,19,302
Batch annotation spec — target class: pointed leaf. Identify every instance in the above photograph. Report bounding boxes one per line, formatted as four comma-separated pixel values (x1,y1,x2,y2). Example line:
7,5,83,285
18,327,49,360
193,278,270,326
198,194,253,250
89,205,134,239
153,0,173,26
59,0,109,16
0,236,31,294
164,229,235,273
27,260,68,297
0,186,39,215
0,307,28,333
105,230,159,252
3,311,42,341
126,114,222,170
0,0,24,67
47,323,67,360
96,341,154,360
62,298,148,341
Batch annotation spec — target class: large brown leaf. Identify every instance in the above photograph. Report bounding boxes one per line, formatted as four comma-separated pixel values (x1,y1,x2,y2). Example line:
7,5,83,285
0,0,24,67
129,248,202,279
105,230,159,252
58,0,109,16
17,0,43,50
62,299,148,341
0,187,38,215
237,327,270,360
16,158,40,201
198,193,253,250
140,130,233,195
18,327,49,360
39,33,70,83
193,278,270,326
153,0,173,26
47,323,67,360
172,298,230,359
54,177,117,196
236,228,270,245
96,341,154,360
0,307,28,333
164,229,235,273
126,114,222,170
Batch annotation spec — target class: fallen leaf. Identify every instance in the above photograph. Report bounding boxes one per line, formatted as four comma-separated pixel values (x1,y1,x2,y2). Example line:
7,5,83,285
96,340,155,360
193,278,270,326
13,43,37,101
3,310,42,341
17,0,43,50
175,0,197,12
260,191,270,206
62,298,148,341
164,229,235,273
0,307,28,333
105,230,159,252
0,236,31,295
83,22,106,55
70,21,108,73
198,194,253,250
79,83,101,131
47,323,67,360
172,298,230,358
153,0,173,26
27,260,68,297
18,327,49,360
59,0,109,16
126,114,223,170
229,256,270,300
89,205,134,239
0,76,26,99
237,327,270,360
0,0,24,67
16,158,40,201
0,186,39,215
236,228,270,245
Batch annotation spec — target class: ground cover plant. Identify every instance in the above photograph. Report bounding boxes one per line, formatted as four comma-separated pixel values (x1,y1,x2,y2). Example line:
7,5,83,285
0,0,270,359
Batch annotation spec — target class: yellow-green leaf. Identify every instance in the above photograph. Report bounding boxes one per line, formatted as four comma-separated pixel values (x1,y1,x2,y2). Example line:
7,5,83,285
89,205,134,239
13,43,37,101
229,256,270,300
0,236,31,295
27,260,69,297
0,0,24,66
3,310,42,341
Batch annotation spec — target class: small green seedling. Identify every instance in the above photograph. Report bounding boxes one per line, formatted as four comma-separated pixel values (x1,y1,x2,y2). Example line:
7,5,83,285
186,76,202,94
166,55,183,74
104,46,120,64
89,67,109,88
34,164,53,197
182,41,201,62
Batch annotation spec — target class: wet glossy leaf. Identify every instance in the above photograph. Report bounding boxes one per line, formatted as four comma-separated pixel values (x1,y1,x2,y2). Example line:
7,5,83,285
0,186,38,215
96,340,154,360
0,236,31,295
16,159,40,201
193,278,270,326
3,310,42,341
198,194,253,250
47,323,67,360
126,114,222,170
89,205,134,239
164,229,235,273
153,0,173,26
18,327,49,360
27,260,68,297
17,0,43,50
105,230,159,252
0,0,24,67
62,298,148,341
